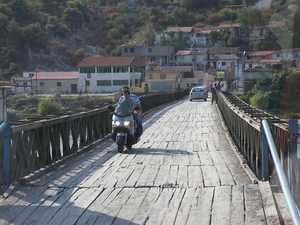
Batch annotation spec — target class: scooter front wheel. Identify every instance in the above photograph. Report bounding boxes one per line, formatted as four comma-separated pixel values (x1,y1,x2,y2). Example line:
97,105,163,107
117,136,125,153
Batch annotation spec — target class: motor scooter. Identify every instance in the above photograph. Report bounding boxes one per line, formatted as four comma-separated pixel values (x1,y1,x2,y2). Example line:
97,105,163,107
107,101,140,153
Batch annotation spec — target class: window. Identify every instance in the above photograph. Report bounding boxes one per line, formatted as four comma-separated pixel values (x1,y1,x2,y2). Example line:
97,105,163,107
97,67,111,73
160,74,166,79
130,48,134,53
249,64,252,68
40,82,44,86
148,48,152,53
149,74,153,79
133,67,143,72
85,80,90,86
221,62,226,66
87,73,91,78
29,73,34,78
113,67,128,73
80,67,95,73
23,82,27,86
97,80,111,86
260,28,263,36
124,48,127,53
57,82,61,86
113,80,128,86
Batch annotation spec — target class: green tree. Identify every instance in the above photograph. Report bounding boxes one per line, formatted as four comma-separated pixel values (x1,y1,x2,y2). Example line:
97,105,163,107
0,12,8,37
33,0,58,13
236,7,268,36
5,19,23,49
179,0,219,12
66,0,89,22
250,30,280,50
46,16,70,37
280,70,300,112
22,22,47,50
250,90,271,110
38,98,61,116
132,22,156,45
0,46,17,69
62,8,84,24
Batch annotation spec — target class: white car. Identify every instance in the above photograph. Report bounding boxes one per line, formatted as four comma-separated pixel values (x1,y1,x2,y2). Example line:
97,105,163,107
189,86,208,101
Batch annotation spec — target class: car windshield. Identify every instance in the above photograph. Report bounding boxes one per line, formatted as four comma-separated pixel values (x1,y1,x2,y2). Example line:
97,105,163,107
193,88,204,92
114,99,135,117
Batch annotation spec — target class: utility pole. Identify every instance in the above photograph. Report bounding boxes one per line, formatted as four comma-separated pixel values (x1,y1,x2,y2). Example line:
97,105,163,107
0,82,11,123
35,71,38,94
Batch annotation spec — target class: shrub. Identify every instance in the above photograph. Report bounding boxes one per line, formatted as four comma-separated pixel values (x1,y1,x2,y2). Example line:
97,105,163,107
249,90,271,110
38,98,61,116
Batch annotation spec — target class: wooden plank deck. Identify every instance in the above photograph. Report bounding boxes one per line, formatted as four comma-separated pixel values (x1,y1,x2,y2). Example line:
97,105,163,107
0,97,280,225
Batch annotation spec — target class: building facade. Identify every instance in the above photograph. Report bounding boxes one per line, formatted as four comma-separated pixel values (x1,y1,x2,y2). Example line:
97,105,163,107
77,56,148,93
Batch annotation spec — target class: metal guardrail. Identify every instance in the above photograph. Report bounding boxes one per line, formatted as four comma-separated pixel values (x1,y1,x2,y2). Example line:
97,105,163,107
217,91,300,222
262,120,300,225
0,90,187,194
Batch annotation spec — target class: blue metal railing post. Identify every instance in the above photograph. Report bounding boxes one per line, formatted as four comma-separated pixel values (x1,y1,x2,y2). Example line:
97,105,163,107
288,119,298,199
0,121,10,193
261,120,269,181
262,119,300,225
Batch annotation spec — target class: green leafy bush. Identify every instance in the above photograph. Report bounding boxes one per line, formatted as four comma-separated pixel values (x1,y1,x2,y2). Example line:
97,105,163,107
249,90,271,110
38,98,61,116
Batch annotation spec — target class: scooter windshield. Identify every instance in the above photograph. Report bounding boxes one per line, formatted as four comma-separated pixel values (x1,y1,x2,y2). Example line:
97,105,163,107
114,100,134,117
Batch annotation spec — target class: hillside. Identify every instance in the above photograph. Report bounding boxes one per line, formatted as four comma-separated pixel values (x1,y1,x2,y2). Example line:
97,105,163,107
0,0,267,80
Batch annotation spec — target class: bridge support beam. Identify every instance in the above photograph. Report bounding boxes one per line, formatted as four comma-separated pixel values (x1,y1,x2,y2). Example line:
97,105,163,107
288,119,298,199
261,120,269,181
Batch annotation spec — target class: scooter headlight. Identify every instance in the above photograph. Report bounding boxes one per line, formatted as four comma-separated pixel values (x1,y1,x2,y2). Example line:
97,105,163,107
113,121,121,126
124,120,131,126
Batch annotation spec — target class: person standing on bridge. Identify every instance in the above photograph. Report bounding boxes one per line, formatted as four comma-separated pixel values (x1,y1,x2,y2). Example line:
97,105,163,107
210,83,218,105
119,86,143,138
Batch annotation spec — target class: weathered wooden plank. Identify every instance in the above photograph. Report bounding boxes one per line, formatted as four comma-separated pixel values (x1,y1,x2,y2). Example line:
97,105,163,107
231,185,245,224
211,186,232,225
124,164,145,187
47,187,102,225
215,164,235,186
113,187,150,225
74,187,117,224
187,165,203,188
130,187,160,224
244,184,266,225
89,188,135,225
259,181,281,224
202,165,220,187
198,151,213,165
136,164,159,187
20,187,66,224
162,188,186,225
186,187,213,225
177,165,188,188
144,188,175,225
173,187,196,225
154,165,170,187
33,187,79,224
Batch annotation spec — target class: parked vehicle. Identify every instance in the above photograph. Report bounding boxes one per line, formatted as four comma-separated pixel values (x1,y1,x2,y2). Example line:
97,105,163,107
107,101,140,153
189,86,208,101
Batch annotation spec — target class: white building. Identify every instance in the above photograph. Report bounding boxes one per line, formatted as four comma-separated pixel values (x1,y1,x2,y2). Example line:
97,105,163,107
174,50,207,69
77,56,149,93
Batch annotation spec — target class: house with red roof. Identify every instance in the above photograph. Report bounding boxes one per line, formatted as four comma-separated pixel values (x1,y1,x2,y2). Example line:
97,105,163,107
31,72,79,94
77,56,149,93
174,50,206,69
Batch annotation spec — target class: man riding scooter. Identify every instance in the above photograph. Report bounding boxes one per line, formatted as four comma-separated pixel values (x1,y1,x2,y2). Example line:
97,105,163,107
119,86,143,141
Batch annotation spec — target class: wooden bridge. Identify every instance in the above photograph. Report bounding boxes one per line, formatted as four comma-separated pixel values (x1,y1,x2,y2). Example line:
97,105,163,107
0,95,290,225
